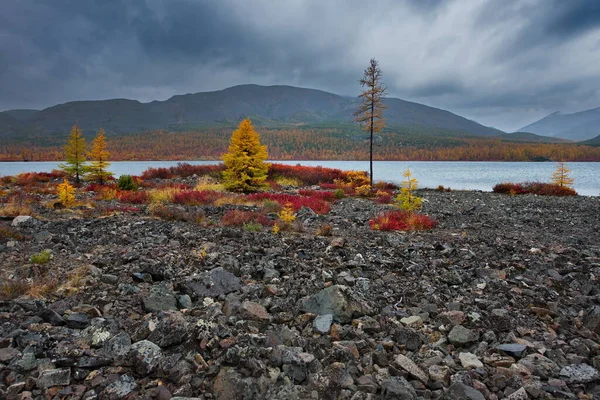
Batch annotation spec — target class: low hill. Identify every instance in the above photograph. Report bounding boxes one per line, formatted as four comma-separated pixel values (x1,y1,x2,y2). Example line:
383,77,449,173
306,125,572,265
581,134,600,147
519,108,600,141
497,132,570,143
0,84,502,138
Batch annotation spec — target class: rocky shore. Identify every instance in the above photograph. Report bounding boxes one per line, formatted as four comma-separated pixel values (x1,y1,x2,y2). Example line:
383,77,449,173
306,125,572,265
1,190,600,399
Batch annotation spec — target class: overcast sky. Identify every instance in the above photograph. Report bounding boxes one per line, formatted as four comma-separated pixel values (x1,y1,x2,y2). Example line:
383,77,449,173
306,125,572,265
2,0,600,131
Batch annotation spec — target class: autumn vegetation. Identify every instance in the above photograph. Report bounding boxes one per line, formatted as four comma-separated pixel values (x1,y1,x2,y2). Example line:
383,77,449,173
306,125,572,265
493,161,578,197
3,127,600,162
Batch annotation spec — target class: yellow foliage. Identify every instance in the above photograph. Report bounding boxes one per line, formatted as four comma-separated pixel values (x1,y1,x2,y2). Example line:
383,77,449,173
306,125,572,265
551,162,574,187
355,185,372,197
395,169,422,213
87,129,112,184
97,187,117,201
59,124,87,184
222,119,269,192
195,176,225,192
57,179,76,208
278,205,296,224
345,170,370,187
274,176,302,187
149,187,180,204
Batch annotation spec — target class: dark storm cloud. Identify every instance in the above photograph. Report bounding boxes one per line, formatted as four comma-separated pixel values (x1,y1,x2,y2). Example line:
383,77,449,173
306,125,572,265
1,0,600,131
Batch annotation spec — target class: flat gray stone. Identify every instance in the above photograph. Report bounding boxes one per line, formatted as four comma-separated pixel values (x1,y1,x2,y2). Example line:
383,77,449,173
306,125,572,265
559,363,600,383
142,285,178,313
394,354,428,384
36,368,71,389
447,381,485,400
448,325,478,346
313,314,333,334
496,343,528,357
181,267,241,298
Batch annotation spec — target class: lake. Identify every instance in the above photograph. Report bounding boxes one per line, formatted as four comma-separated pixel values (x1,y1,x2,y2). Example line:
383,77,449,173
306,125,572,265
1,160,598,196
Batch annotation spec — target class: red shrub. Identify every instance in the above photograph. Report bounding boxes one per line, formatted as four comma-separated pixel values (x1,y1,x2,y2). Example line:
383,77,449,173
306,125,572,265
493,182,577,196
117,191,149,204
221,209,273,227
370,210,438,231
14,171,65,186
85,183,117,192
247,193,331,214
374,181,399,191
141,163,225,179
172,190,224,205
297,189,337,202
493,182,524,194
156,182,192,190
268,164,348,186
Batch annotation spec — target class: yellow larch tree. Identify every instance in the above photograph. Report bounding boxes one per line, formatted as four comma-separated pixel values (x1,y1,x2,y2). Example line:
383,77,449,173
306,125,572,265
59,124,87,184
395,168,423,213
87,129,112,184
551,161,574,187
222,119,269,192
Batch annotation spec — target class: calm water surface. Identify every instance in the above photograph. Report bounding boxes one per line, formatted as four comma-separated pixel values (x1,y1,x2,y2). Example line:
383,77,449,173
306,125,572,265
1,160,598,196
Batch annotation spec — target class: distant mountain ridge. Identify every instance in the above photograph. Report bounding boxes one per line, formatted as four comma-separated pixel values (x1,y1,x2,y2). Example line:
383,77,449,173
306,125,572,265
0,84,502,138
519,107,600,141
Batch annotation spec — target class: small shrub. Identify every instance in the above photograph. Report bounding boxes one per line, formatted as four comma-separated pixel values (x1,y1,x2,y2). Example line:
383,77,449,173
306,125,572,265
117,175,138,191
96,187,117,201
0,280,30,300
268,164,347,186
370,210,438,231
493,182,577,196
316,223,333,236
355,185,373,197
117,190,149,204
375,190,393,204
57,179,76,208
344,170,370,187
221,209,272,227
374,181,398,190
149,203,205,223
333,188,345,199
172,190,224,206
0,226,27,241
148,187,180,204
395,169,422,212
30,249,52,264
243,221,263,232
261,199,283,214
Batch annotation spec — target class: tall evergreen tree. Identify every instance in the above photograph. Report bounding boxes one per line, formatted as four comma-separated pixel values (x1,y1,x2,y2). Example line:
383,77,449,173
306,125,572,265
354,58,387,189
59,124,87,184
87,129,112,184
222,119,269,192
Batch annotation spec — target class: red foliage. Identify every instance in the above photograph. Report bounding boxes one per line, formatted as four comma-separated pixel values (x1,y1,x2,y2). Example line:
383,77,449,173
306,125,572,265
156,182,192,190
247,193,331,214
117,191,149,204
172,190,224,206
374,191,393,204
85,183,117,192
14,171,65,186
370,210,438,231
297,189,337,202
220,209,273,227
493,182,577,196
268,163,347,186
373,181,399,190
141,163,225,179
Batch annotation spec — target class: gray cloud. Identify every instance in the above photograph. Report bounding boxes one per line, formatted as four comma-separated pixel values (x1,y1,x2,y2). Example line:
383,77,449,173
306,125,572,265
1,0,600,131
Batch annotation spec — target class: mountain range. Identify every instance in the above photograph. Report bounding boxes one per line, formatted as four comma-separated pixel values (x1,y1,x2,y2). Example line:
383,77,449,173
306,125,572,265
1,84,597,143
519,108,600,141
0,84,504,138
